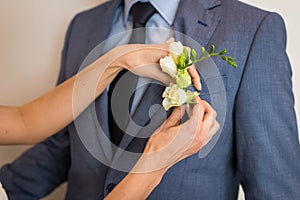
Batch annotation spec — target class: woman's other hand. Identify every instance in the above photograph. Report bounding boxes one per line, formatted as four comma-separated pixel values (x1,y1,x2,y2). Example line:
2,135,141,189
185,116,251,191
132,96,219,173
111,39,201,90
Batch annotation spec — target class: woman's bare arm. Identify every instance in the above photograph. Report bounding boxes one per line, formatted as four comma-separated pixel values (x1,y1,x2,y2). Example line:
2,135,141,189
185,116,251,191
0,39,201,145
0,42,172,144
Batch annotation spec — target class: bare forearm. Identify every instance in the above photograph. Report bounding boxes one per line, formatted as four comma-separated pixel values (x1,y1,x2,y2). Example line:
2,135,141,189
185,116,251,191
0,106,26,144
0,49,121,144
0,43,170,145
105,169,165,200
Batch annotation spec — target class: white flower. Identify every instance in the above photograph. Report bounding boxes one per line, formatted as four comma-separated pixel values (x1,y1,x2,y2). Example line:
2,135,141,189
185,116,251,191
162,83,187,111
169,41,184,63
159,55,177,78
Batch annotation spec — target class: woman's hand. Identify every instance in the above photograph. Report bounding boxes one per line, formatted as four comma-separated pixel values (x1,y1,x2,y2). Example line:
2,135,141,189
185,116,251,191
0,37,202,146
110,38,201,90
132,96,220,173
105,97,219,200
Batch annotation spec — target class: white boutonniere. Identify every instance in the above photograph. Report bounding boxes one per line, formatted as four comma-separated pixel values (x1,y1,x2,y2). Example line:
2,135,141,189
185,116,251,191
159,41,237,111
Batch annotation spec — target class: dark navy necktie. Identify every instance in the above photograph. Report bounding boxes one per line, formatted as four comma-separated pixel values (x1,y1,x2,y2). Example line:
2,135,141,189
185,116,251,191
108,2,157,147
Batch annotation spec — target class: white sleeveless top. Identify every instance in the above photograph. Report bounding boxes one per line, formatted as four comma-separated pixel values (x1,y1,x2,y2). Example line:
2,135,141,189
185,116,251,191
0,182,8,200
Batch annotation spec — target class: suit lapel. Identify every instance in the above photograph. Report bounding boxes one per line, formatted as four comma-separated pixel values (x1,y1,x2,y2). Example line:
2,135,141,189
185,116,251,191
173,0,229,159
117,83,167,152
74,0,124,170
173,0,221,48
110,82,170,175
89,0,124,53
92,0,125,158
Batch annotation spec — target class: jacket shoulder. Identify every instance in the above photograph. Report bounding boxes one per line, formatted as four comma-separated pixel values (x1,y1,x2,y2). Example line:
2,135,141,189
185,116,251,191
216,0,286,33
219,0,270,22
74,1,114,21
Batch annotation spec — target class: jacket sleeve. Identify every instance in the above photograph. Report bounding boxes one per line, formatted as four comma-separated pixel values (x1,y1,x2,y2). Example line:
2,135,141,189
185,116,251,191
0,15,78,200
234,12,300,199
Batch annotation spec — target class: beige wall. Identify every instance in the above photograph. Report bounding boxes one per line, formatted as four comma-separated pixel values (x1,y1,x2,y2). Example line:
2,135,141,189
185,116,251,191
0,0,298,199
0,0,105,199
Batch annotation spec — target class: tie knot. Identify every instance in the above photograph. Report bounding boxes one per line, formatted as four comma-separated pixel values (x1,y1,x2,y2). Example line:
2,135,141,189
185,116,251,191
131,2,156,28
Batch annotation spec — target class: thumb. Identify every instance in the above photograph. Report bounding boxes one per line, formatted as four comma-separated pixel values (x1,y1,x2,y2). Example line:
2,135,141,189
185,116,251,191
166,37,175,43
161,37,174,49
163,106,185,128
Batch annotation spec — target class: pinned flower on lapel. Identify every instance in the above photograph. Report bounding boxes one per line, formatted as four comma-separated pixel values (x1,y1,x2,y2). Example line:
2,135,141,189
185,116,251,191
160,55,177,79
162,83,200,111
169,41,184,63
162,83,187,111
159,41,237,111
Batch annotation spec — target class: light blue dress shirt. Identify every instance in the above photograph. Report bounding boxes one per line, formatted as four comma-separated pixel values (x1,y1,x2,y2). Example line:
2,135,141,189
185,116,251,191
104,0,180,114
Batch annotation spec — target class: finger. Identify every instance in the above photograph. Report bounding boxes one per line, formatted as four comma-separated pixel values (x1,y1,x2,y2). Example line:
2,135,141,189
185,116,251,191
202,100,217,120
172,101,216,161
189,96,205,125
175,103,218,160
121,45,169,72
163,106,185,128
202,120,220,147
131,64,174,85
198,101,217,142
159,38,174,51
206,120,220,141
211,120,220,136
187,65,201,91
165,37,175,44
182,96,205,134
191,98,205,124
188,100,215,147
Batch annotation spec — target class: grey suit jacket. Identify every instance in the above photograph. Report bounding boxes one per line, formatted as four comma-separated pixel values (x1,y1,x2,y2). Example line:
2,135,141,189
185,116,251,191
1,0,299,199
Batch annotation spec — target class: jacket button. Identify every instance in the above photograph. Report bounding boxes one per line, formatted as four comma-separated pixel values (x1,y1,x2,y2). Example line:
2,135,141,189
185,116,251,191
106,183,116,193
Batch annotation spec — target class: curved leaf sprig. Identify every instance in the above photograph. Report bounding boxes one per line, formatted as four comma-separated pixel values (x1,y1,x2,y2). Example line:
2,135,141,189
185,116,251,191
177,45,238,70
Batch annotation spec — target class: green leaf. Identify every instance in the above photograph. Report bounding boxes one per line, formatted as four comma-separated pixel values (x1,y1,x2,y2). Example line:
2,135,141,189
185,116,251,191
209,45,215,54
232,62,238,68
185,59,189,66
190,45,237,68
176,48,190,68
177,54,186,69
191,49,198,62
183,48,189,58
228,58,238,68
201,47,206,57
219,49,227,55
186,63,193,67
221,56,238,68
221,56,228,61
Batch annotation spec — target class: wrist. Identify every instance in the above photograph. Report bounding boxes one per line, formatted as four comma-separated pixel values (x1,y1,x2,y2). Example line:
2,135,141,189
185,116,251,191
108,46,126,68
129,167,166,189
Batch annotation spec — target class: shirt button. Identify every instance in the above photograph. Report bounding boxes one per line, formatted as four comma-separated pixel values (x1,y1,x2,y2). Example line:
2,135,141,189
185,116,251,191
106,183,116,193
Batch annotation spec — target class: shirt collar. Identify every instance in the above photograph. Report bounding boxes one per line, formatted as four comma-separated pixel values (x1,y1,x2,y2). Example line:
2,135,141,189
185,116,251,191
124,0,180,25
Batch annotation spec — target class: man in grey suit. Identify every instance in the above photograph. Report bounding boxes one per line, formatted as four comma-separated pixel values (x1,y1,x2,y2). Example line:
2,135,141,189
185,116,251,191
1,0,299,199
